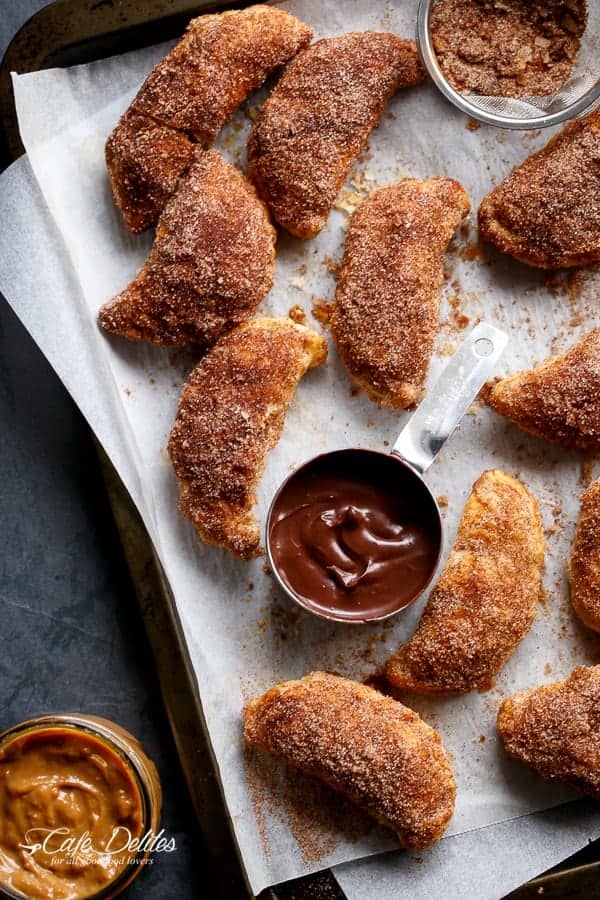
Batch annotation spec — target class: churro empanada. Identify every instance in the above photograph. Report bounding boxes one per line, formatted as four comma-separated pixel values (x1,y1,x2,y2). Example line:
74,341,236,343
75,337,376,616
484,329,600,450
386,470,544,693
99,149,275,347
331,177,470,408
244,672,456,849
478,108,600,269
498,666,600,799
106,5,312,232
168,317,327,558
570,480,600,633
247,32,425,238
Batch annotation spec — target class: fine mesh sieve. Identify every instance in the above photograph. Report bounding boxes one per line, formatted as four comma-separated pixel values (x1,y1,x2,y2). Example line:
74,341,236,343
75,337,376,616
416,0,600,128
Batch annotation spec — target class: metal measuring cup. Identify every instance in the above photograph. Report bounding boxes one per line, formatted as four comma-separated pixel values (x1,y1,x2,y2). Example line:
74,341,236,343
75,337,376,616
266,322,508,623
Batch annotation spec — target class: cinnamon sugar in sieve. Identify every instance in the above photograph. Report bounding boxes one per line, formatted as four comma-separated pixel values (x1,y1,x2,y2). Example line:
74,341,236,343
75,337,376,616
430,0,588,98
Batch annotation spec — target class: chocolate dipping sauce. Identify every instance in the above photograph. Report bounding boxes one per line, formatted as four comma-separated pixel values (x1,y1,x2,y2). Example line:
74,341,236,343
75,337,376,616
268,450,442,622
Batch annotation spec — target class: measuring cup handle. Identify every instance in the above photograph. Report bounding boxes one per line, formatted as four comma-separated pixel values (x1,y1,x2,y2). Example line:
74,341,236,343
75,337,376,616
391,322,508,475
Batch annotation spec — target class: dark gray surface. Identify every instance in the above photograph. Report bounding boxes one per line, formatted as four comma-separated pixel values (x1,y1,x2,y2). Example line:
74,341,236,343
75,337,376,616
0,2,210,896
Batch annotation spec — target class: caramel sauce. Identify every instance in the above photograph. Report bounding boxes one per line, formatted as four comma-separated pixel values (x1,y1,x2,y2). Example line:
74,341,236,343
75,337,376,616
269,450,442,621
0,727,144,899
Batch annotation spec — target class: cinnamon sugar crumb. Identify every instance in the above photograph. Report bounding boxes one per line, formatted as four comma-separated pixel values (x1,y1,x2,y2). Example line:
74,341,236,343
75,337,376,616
580,452,598,485
288,304,306,324
458,242,481,262
323,256,341,278
334,188,364,215
312,298,334,326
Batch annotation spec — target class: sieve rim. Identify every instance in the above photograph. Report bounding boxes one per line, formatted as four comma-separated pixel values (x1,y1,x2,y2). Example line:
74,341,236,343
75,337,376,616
416,0,600,130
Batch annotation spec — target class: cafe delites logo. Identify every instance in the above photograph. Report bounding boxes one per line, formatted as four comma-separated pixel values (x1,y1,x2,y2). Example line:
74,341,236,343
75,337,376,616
19,826,176,864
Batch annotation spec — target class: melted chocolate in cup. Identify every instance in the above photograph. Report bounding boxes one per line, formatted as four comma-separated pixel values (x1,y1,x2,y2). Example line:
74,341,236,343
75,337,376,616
267,324,509,623
268,449,442,623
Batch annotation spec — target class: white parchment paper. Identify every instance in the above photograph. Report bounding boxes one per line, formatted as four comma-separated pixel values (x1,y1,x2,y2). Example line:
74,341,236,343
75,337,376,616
2,1,600,895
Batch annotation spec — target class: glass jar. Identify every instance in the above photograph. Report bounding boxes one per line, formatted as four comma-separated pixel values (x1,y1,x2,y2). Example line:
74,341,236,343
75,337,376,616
0,714,162,900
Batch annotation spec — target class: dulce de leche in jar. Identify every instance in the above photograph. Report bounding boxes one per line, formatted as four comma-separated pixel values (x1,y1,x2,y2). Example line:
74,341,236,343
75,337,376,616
0,714,162,900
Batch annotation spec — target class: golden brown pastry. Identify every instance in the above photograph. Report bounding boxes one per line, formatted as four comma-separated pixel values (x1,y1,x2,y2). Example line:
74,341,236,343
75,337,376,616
498,665,600,799
167,317,327,558
386,470,545,693
106,5,312,232
331,178,470,408
244,672,456,849
99,149,275,347
478,108,600,269
483,329,600,450
570,480,600,633
247,32,425,239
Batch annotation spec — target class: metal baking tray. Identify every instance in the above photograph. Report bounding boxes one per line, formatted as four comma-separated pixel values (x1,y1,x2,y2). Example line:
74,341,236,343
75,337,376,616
0,2,597,898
